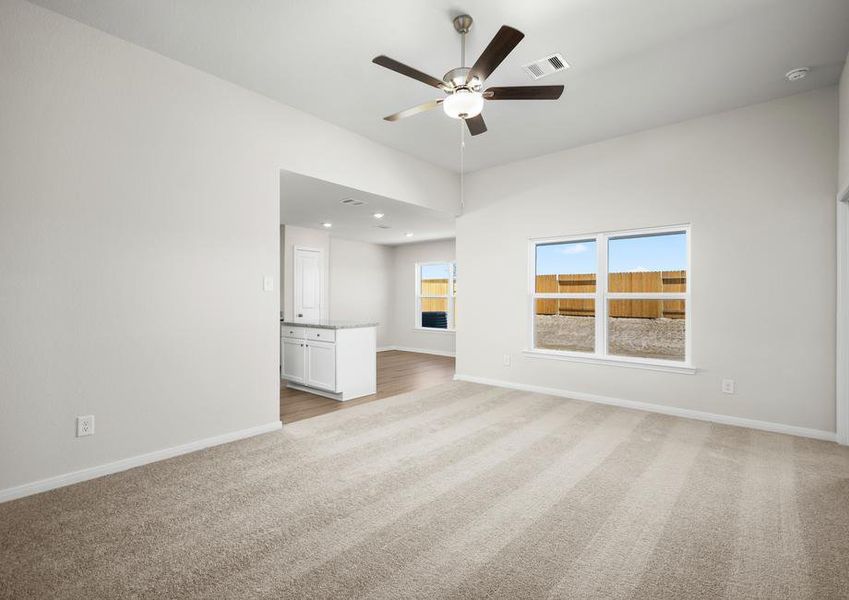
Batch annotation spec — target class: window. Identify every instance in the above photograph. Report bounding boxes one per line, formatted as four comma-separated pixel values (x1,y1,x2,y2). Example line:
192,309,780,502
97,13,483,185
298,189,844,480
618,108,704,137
416,262,456,330
529,226,690,370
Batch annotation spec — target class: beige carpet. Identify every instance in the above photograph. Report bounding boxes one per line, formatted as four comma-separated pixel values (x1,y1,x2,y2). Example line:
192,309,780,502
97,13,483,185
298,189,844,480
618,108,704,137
2,381,849,599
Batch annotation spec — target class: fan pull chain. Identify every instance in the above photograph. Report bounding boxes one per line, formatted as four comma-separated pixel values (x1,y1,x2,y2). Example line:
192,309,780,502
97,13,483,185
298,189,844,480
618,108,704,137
459,119,465,215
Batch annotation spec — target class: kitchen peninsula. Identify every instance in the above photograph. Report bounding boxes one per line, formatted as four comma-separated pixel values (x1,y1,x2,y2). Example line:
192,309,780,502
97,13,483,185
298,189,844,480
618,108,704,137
280,320,377,401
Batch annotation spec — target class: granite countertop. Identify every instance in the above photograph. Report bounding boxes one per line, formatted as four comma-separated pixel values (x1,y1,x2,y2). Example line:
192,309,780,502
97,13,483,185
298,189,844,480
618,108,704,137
280,319,378,330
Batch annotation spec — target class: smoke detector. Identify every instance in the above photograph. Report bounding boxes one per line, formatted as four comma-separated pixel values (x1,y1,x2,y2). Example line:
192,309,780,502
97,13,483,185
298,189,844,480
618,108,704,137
785,67,809,82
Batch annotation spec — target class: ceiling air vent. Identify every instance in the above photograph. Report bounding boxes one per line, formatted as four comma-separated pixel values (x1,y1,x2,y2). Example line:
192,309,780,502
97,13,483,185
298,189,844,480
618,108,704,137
374,224,391,230
339,197,366,207
522,53,570,80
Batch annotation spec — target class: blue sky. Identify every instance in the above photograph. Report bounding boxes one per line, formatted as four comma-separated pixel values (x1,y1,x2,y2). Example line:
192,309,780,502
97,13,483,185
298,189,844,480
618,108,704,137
421,263,450,280
536,232,687,275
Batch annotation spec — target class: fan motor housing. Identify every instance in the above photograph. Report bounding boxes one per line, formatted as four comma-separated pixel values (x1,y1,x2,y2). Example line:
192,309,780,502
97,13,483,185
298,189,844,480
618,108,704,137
443,67,481,91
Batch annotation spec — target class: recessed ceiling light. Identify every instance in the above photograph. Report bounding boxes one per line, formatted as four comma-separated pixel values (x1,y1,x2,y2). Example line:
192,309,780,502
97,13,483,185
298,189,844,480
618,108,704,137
405,232,414,238
373,212,385,219
785,67,809,82
321,222,332,228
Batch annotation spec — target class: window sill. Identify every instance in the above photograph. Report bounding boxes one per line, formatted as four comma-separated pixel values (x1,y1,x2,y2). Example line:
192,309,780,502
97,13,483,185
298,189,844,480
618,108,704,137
522,349,696,374
414,327,456,334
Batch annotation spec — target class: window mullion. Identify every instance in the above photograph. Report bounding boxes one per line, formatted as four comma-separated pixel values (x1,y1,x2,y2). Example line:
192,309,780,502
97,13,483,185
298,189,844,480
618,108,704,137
607,292,686,300
597,233,608,358
414,263,422,328
448,262,455,330
534,293,595,300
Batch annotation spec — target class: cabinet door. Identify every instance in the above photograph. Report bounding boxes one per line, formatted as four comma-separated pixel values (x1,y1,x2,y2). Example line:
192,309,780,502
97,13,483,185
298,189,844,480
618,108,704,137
281,338,306,383
306,340,336,392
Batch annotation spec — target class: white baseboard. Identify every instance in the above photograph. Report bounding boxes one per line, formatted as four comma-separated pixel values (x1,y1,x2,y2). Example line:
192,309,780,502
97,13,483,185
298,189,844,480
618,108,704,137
454,374,836,443
381,345,455,358
0,420,283,504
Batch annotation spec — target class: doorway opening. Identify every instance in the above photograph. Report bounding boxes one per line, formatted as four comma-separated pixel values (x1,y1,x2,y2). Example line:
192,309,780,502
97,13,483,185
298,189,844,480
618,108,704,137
279,170,457,423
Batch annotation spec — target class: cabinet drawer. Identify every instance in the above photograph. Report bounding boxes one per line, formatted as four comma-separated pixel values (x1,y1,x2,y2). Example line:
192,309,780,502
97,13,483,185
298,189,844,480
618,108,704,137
306,328,335,343
281,325,306,339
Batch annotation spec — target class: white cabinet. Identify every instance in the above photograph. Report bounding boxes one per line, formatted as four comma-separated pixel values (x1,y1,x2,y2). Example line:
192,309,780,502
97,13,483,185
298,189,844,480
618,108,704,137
281,338,306,383
305,340,336,391
281,324,376,402
281,328,337,392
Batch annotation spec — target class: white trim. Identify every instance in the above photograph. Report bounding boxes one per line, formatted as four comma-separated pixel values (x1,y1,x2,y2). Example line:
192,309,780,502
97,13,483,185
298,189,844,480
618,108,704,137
0,421,283,504
597,232,608,355
413,326,456,334
522,349,696,374
837,189,849,445
285,381,342,401
380,344,456,357
529,223,691,244
606,292,687,300
534,292,596,300
415,261,456,330
376,346,395,352
453,374,835,442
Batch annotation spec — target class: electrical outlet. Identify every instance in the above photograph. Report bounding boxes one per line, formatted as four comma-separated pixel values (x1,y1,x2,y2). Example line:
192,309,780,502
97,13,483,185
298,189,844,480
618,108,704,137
263,276,274,292
503,353,511,367
76,415,95,437
721,379,735,394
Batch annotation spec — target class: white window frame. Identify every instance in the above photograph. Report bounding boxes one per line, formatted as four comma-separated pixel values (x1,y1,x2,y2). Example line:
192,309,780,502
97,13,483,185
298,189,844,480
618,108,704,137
524,224,693,374
415,261,456,332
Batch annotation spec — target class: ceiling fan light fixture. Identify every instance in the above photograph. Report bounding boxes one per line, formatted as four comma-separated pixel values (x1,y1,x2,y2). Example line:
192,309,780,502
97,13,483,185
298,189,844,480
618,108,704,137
443,89,484,119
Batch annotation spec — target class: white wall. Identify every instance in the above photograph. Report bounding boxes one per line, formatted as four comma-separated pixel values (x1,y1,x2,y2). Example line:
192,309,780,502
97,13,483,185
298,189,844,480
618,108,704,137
281,225,330,322
840,54,849,196
391,239,456,356
0,0,455,496
284,225,288,318
284,230,455,354
838,55,849,444
458,88,838,435
329,238,394,348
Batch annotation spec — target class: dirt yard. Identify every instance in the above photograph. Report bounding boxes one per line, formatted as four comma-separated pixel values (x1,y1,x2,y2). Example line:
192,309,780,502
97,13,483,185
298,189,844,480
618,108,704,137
534,315,685,360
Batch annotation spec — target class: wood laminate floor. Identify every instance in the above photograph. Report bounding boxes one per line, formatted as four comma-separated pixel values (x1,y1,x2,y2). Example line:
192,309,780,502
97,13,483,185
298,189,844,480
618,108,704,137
280,350,456,423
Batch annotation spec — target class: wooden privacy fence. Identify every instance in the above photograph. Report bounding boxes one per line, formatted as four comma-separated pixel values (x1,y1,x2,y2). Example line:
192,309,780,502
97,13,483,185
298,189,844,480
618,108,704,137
535,271,686,319
421,278,451,312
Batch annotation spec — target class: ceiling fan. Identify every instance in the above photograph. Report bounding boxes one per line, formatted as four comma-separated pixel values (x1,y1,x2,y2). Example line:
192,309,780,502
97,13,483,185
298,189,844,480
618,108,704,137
372,14,564,136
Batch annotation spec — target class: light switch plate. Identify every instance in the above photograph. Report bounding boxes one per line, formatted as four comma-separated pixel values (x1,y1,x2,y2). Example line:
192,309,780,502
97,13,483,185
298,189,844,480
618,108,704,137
263,276,274,292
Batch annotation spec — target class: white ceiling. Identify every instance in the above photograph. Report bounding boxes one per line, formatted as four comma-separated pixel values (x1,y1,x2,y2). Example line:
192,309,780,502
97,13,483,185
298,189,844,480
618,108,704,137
31,0,849,172
280,171,455,246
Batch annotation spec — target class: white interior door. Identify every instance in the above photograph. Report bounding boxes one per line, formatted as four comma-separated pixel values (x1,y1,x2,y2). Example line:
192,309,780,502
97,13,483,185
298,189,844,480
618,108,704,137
294,247,323,323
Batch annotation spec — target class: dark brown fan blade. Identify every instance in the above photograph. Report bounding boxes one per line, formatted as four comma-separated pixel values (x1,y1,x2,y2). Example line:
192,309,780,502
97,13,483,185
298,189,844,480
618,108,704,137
467,26,524,83
483,85,564,100
465,114,487,136
383,99,444,122
373,55,447,90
